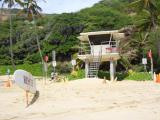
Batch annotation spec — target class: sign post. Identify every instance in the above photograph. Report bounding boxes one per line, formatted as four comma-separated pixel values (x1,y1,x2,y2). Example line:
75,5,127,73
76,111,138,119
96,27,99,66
44,55,49,85
71,60,76,71
44,62,48,85
52,51,56,73
52,61,57,67
142,58,147,71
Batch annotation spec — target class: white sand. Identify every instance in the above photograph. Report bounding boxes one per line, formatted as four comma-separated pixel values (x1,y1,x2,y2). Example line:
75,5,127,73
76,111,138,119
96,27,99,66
0,76,160,120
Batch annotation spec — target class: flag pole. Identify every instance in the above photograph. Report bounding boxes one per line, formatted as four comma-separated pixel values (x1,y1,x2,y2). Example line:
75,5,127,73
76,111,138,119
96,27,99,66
151,56,154,79
148,49,153,80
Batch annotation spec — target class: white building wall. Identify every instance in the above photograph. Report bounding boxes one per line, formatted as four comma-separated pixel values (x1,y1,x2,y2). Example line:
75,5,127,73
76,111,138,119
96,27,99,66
91,45,118,56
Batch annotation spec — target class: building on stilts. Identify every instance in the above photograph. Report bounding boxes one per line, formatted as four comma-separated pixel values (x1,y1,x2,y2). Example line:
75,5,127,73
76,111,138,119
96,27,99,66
77,30,126,80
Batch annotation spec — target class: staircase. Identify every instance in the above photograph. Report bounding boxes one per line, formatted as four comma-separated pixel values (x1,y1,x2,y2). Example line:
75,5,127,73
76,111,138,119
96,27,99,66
88,45,102,78
88,57,101,78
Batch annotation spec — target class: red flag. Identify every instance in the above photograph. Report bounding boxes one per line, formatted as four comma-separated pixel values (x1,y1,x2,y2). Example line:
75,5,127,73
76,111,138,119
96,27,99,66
44,55,49,62
148,49,152,59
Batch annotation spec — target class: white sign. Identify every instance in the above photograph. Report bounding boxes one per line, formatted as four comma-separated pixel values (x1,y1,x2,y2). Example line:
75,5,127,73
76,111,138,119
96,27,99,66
142,58,147,65
13,70,37,94
71,60,76,66
52,61,57,67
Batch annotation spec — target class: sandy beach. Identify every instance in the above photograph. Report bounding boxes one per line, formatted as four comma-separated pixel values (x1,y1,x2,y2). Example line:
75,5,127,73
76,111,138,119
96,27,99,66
0,76,160,120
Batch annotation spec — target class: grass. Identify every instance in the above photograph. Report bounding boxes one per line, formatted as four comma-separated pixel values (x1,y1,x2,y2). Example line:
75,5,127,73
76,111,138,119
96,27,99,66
0,63,43,76
65,69,85,81
0,63,85,80
125,72,152,81
98,70,152,81
0,64,152,81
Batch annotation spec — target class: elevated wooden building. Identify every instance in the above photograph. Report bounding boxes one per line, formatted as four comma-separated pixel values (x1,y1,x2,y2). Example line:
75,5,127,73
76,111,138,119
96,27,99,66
78,30,126,80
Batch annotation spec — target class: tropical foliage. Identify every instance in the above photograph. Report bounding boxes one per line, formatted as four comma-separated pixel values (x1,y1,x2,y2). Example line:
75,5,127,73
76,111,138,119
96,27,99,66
0,0,160,73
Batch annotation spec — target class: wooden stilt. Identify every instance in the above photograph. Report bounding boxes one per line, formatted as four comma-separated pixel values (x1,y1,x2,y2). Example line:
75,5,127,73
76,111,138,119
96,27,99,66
110,60,115,82
103,77,106,84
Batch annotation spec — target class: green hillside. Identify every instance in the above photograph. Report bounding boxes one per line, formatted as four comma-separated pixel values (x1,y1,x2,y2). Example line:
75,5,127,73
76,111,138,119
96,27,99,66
0,0,160,73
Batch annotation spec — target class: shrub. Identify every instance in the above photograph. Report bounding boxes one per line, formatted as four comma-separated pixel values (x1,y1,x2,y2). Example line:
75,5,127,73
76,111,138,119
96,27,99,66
98,70,110,79
24,53,41,64
71,70,78,77
125,72,151,81
98,70,128,80
131,65,144,72
67,69,85,80
56,62,72,73
98,70,151,81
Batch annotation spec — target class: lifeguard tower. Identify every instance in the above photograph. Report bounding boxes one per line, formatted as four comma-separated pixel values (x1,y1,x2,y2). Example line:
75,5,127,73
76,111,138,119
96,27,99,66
78,30,125,80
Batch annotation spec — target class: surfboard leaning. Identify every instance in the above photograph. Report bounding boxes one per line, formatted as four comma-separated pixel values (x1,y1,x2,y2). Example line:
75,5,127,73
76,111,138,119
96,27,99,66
13,69,37,94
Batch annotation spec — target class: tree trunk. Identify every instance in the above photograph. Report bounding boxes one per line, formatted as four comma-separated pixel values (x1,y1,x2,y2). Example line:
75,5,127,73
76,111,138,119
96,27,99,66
150,11,157,30
9,8,16,70
30,10,45,77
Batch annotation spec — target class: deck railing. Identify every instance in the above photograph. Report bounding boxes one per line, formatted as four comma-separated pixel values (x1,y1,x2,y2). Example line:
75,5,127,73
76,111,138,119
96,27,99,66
78,41,119,55
78,42,91,55
101,41,119,53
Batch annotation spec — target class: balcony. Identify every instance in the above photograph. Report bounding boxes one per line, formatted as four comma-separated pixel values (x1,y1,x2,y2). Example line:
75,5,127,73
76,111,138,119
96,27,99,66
78,41,120,62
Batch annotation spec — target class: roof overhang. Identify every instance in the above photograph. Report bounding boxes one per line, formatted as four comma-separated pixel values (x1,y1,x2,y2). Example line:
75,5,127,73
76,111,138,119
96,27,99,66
80,30,119,36
78,30,125,41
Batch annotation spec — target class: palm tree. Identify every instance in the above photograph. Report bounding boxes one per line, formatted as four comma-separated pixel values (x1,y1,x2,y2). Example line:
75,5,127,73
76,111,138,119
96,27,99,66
129,0,159,30
22,0,43,58
19,0,42,20
19,0,45,77
1,0,45,73
0,0,22,70
26,1,43,57
129,0,160,78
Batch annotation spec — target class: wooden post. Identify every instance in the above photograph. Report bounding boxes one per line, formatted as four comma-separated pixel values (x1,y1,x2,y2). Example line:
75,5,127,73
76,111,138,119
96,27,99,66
110,60,115,81
153,72,156,82
85,59,89,78
44,62,48,85
103,77,106,84
73,65,75,71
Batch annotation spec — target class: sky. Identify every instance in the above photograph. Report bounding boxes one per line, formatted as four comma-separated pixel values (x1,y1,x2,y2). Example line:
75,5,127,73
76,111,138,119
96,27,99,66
0,0,101,14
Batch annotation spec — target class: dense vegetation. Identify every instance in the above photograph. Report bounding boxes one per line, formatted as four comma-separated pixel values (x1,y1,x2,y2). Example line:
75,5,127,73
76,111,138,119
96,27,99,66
0,0,132,63
0,0,160,76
